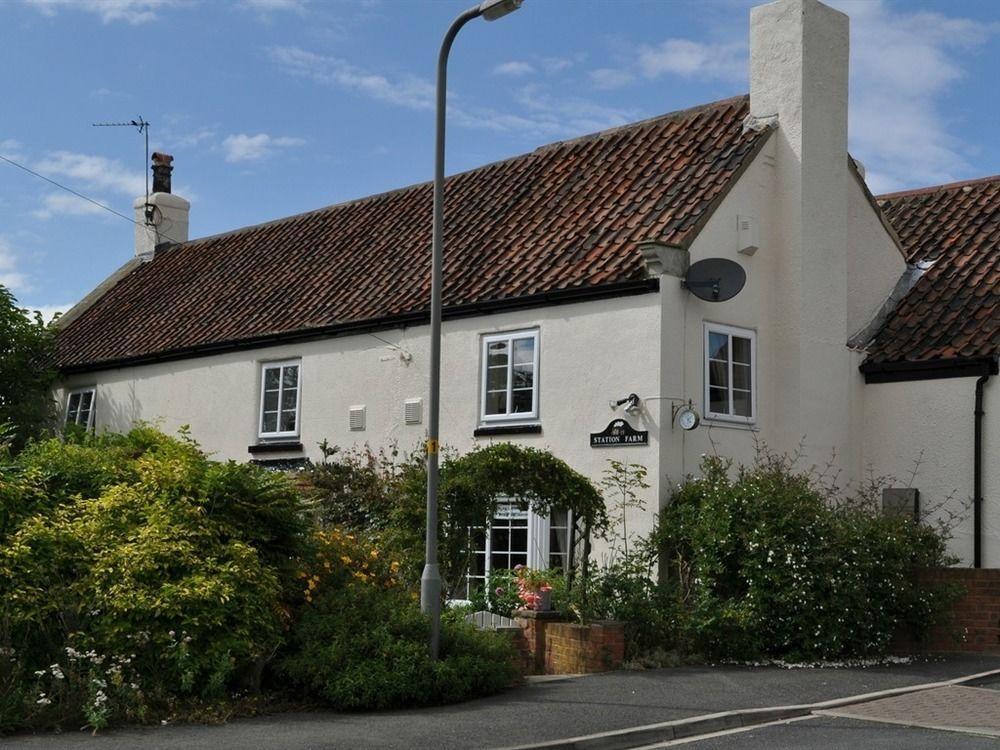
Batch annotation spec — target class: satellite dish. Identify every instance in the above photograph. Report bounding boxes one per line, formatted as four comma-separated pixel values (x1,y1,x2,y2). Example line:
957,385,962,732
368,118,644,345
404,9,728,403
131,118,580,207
683,258,746,302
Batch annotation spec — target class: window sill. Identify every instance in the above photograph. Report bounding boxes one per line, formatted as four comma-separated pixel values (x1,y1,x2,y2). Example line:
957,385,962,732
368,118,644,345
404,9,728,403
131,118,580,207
474,423,542,438
701,419,758,432
247,441,304,454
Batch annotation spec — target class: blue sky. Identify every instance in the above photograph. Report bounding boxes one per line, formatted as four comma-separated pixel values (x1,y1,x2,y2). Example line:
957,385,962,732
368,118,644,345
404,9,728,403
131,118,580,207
1,0,998,317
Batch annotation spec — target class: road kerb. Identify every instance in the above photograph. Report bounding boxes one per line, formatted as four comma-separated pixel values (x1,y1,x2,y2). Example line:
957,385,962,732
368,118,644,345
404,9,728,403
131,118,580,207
494,667,1000,750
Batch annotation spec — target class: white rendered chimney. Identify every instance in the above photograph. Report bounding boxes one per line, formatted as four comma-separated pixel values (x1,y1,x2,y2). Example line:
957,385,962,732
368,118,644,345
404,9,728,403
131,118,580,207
749,0,852,459
134,152,189,259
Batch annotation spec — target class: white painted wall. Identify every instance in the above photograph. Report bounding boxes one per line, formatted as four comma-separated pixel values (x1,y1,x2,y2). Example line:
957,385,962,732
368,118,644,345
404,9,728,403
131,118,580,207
863,377,1000,567
57,294,666,550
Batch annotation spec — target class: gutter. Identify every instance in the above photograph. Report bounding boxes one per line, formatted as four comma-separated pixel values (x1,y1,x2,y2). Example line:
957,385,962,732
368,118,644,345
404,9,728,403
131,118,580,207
58,277,659,375
859,356,997,384
974,370,992,568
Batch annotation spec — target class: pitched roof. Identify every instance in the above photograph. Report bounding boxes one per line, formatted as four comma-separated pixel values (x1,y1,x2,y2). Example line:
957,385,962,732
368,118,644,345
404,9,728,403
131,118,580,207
865,175,1000,365
55,95,769,372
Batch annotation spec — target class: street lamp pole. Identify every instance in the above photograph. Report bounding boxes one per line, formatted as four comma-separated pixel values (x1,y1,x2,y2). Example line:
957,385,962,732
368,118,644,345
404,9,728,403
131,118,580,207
423,0,523,659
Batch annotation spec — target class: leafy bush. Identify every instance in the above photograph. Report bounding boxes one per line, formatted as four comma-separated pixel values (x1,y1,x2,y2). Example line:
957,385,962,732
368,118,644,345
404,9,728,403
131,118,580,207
655,454,957,661
0,427,308,731
281,530,519,710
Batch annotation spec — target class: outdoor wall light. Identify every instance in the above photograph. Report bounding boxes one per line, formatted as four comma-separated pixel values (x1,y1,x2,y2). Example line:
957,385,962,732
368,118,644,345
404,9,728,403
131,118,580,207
609,393,642,415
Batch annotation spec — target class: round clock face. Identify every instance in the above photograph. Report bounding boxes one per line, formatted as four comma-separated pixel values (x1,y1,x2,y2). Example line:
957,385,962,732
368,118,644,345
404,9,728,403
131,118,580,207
678,407,700,431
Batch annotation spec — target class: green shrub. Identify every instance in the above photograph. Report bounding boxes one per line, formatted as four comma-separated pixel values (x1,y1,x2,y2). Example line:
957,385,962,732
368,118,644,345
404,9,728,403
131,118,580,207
655,454,957,661
0,427,308,731
281,582,519,710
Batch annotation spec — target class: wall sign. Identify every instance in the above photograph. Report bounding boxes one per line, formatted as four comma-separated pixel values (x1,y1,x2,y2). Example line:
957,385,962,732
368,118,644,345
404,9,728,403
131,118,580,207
590,419,648,447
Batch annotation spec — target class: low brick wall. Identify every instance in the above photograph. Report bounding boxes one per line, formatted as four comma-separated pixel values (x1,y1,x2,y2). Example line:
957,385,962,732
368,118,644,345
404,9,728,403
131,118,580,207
513,610,625,674
899,568,1000,654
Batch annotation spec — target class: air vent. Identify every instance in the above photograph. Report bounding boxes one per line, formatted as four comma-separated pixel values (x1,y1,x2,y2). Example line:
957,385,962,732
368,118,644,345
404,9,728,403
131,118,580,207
349,405,366,431
737,214,759,256
404,398,422,425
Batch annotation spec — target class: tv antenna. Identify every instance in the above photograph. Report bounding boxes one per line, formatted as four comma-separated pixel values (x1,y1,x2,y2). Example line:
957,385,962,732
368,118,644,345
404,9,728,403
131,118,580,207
92,116,151,223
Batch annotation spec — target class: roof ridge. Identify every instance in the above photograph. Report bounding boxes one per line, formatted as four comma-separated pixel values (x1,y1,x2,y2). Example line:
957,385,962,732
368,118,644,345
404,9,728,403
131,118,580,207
877,173,1000,201
163,94,751,252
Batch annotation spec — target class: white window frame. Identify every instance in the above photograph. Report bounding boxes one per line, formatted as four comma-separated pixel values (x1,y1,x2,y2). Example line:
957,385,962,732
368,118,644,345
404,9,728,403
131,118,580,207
64,387,96,430
703,323,756,424
258,359,302,439
463,502,572,599
479,329,540,423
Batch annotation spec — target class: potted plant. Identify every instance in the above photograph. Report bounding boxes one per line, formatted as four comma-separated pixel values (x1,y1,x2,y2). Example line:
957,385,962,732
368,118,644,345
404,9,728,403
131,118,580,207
514,565,554,612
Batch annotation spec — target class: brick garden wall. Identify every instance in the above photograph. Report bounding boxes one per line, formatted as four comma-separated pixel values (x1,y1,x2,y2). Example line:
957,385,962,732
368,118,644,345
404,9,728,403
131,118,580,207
513,611,625,675
901,568,1000,654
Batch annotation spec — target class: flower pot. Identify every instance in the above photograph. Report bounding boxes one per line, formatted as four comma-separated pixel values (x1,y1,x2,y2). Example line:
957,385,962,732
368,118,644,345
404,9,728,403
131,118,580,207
535,588,552,612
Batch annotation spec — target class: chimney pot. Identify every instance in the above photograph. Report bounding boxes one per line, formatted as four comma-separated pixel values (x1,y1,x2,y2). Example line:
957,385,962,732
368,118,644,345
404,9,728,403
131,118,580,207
151,152,174,194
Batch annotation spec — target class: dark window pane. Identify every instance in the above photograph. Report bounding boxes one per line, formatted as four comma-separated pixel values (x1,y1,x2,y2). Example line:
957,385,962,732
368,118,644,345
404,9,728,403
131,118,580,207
487,341,508,367
511,528,527,552
733,390,752,417
733,363,751,390
512,337,534,365
550,553,567,569
487,366,507,391
708,332,728,361
550,528,567,555
733,336,751,364
485,391,507,415
512,389,534,414
471,529,486,549
67,393,81,422
264,368,280,390
262,412,278,433
471,553,485,576
80,391,93,410
281,388,297,411
709,360,728,388
282,365,299,389
510,553,528,568
491,554,507,571
551,508,568,528
512,364,533,389
491,528,510,551
709,387,728,415
263,391,279,412
78,408,91,427
280,411,296,432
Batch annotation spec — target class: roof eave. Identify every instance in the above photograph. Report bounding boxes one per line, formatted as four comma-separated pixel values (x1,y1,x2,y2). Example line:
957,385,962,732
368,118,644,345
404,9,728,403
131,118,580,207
860,355,999,384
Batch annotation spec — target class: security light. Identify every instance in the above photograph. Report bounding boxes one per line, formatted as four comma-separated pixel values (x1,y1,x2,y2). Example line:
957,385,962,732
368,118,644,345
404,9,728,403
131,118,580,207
480,0,523,21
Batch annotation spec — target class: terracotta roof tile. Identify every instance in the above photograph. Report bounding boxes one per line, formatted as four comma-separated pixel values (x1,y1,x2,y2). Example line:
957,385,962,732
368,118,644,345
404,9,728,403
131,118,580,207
56,95,767,371
867,175,1000,364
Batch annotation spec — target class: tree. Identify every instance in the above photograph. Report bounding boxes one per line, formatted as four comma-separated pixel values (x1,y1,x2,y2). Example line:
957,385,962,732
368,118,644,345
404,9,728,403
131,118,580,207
0,285,57,452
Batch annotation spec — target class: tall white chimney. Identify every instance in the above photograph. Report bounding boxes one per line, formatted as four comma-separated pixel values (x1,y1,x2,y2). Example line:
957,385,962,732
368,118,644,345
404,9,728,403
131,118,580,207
749,0,853,461
134,152,189,259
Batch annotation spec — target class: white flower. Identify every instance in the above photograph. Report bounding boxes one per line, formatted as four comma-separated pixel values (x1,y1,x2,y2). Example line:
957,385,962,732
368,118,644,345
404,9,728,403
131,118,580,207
49,664,64,680
36,697,52,706
33,670,46,677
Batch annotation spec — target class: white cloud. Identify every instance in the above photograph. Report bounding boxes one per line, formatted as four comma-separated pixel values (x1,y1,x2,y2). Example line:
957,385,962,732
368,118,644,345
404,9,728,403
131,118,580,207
31,193,108,220
0,236,29,293
540,56,576,74
34,151,144,196
23,303,73,323
0,139,25,162
588,67,635,90
268,45,435,111
221,133,305,163
240,0,306,11
637,39,746,81
493,61,535,77
24,0,178,25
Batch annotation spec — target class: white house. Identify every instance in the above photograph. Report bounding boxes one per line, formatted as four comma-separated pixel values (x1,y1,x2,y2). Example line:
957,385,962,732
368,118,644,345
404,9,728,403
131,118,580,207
54,0,998,575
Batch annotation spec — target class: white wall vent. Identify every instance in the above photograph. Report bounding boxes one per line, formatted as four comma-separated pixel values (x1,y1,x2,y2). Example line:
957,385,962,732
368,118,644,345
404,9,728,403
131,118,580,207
737,215,759,256
349,405,366,431
404,398,422,425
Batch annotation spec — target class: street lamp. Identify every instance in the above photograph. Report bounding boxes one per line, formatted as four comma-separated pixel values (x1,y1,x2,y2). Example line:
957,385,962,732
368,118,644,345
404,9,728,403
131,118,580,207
422,0,524,660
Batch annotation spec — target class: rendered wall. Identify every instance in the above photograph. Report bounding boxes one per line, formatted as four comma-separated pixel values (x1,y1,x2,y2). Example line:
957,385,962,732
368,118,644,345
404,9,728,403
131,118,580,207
863,377,1000,567
57,294,665,546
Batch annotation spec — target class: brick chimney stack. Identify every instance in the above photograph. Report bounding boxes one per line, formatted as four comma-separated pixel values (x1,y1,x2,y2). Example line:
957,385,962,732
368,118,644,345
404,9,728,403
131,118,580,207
134,153,189,259
151,152,173,194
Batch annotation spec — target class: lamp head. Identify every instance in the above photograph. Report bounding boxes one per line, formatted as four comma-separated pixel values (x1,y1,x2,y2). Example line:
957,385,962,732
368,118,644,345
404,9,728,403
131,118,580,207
479,0,522,21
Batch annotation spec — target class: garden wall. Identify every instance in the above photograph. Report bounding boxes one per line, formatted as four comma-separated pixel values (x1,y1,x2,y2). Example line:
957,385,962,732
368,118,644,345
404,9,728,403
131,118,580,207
899,568,1000,654
513,611,625,675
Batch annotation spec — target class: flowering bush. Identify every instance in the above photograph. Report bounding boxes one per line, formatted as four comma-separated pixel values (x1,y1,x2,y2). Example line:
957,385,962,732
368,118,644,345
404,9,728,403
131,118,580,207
655,454,958,660
513,566,553,610
0,427,308,732
281,533,519,710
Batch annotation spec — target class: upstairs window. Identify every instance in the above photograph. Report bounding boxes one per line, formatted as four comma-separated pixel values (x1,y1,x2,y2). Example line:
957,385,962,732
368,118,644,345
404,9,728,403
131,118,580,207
704,323,756,422
481,330,539,422
259,360,301,438
65,388,95,430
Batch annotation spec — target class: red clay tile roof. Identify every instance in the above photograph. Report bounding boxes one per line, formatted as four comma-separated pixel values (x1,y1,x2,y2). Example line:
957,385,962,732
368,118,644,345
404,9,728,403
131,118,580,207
866,175,1000,364
55,95,769,372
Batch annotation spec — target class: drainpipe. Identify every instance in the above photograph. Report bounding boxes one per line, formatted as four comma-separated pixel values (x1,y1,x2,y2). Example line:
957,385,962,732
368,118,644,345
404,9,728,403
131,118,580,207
973,371,991,568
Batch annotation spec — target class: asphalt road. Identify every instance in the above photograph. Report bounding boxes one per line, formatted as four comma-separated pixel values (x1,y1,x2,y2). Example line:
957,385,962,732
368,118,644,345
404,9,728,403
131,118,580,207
676,716,1000,749
6,655,1000,750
